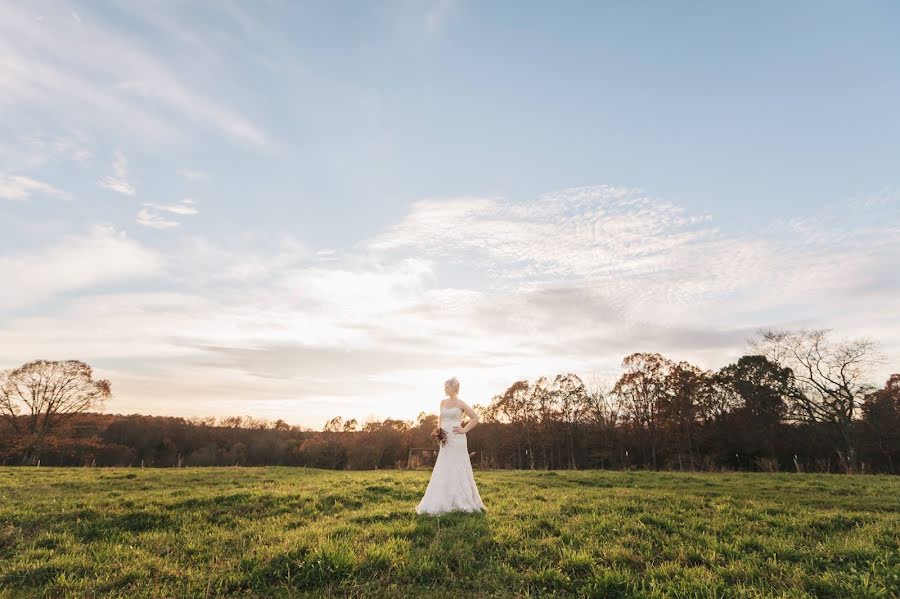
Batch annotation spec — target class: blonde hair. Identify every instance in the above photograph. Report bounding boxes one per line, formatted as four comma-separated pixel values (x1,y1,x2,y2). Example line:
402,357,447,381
444,377,460,395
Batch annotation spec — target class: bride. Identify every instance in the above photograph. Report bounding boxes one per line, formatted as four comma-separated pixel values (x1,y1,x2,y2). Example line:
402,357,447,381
415,377,486,515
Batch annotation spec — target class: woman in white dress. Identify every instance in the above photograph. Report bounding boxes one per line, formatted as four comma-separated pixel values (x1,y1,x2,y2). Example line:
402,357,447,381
415,377,486,515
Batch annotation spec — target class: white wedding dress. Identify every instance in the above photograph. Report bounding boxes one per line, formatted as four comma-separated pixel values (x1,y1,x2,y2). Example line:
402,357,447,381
415,405,486,515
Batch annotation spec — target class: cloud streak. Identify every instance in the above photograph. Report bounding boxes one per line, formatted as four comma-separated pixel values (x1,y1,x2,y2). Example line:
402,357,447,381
98,152,135,195
367,186,900,323
137,199,199,229
0,226,164,311
0,173,67,201
0,4,267,148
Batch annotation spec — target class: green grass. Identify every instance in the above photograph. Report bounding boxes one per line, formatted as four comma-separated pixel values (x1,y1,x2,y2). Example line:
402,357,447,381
1,468,898,598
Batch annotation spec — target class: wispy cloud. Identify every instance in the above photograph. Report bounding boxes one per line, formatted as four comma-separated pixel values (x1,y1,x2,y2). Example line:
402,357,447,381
0,226,163,311
0,173,67,201
99,179,136,195
2,134,94,170
0,3,267,147
368,185,900,343
316,248,337,262
137,199,199,229
136,209,178,230
98,151,135,195
367,186,748,313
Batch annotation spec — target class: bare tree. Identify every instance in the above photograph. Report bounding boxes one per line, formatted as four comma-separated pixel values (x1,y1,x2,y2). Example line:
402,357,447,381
583,375,619,428
582,376,620,469
219,416,245,428
0,360,111,465
753,329,879,472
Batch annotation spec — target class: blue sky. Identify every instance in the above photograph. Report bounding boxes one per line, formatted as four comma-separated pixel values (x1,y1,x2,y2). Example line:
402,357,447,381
2,1,899,427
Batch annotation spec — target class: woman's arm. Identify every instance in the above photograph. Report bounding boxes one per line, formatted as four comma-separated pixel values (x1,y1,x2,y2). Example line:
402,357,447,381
457,400,479,433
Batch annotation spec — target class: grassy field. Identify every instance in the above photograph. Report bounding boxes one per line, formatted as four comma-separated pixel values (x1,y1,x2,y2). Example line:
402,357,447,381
0,468,898,598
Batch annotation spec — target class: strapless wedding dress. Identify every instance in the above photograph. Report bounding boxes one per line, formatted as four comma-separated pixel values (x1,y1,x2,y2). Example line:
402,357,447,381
415,405,485,515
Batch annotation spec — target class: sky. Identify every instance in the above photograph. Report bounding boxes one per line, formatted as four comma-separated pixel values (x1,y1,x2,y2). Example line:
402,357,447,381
1,0,899,429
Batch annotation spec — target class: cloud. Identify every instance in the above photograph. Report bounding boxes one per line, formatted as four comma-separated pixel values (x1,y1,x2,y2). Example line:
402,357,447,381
366,186,766,317
98,152,135,195
364,185,900,378
136,208,178,229
0,3,267,147
170,233,312,284
161,199,199,215
1,185,897,427
316,248,337,262
0,173,67,201
136,199,198,229
366,186,900,324
99,178,136,195
367,187,716,278
0,226,164,311
0,134,94,171
97,177,135,195
0,256,447,424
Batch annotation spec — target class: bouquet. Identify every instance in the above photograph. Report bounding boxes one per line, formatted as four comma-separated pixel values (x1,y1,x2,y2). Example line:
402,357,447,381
432,426,448,446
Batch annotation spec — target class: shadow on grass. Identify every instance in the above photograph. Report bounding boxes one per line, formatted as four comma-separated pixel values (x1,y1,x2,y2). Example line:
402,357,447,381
171,492,311,523
1,564,68,587
361,483,420,502
74,511,175,542
240,510,497,593
401,510,498,584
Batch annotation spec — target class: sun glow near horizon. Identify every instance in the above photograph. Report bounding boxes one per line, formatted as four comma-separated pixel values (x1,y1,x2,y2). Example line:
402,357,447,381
3,183,899,429
2,2,899,428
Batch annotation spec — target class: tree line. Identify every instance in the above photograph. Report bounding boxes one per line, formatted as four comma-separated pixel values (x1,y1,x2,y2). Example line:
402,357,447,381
1,329,897,473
